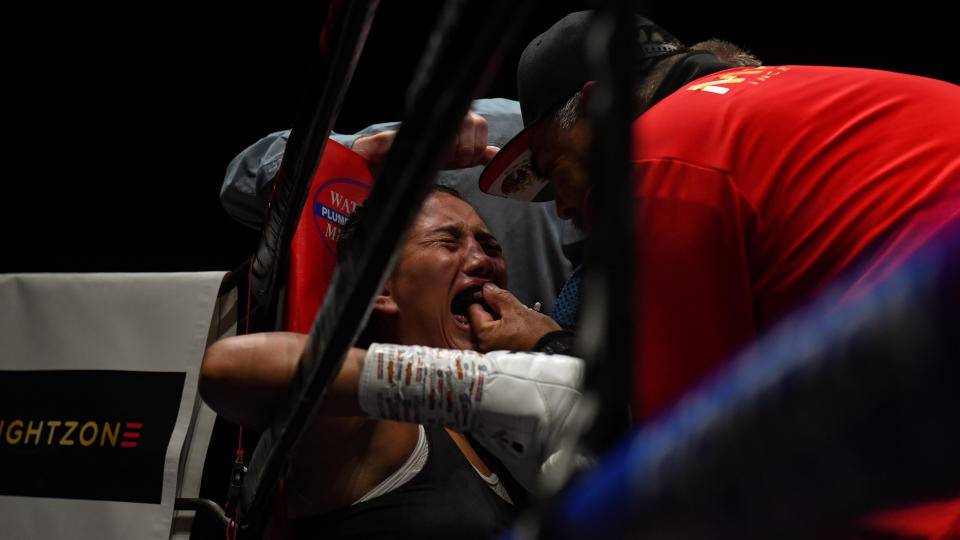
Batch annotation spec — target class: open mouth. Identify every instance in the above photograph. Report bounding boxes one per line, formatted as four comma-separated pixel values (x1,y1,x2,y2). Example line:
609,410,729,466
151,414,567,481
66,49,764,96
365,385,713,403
450,286,496,329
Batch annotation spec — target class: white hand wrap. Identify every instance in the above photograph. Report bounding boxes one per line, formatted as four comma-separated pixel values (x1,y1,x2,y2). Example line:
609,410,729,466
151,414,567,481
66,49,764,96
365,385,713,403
358,343,585,491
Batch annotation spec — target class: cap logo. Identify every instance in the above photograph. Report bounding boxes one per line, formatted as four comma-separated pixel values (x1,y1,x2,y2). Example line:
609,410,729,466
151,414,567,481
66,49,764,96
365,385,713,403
481,146,550,201
501,158,540,196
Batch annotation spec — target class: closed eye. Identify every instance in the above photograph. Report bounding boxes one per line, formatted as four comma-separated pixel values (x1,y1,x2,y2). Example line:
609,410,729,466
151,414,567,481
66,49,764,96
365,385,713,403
482,242,502,256
547,159,572,183
475,231,502,257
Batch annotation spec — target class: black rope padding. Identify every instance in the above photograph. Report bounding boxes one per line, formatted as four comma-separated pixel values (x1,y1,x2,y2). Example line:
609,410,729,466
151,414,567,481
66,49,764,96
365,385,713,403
573,0,637,464
509,7,638,540
237,0,539,532
249,0,379,327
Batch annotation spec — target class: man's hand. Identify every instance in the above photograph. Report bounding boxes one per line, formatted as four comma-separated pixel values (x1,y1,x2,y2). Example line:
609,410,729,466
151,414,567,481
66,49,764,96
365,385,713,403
351,111,499,175
350,131,395,175
441,110,500,169
468,282,562,352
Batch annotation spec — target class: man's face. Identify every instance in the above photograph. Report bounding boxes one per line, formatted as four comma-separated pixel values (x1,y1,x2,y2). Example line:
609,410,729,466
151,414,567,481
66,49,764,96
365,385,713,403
382,192,508,350
530,116,593,228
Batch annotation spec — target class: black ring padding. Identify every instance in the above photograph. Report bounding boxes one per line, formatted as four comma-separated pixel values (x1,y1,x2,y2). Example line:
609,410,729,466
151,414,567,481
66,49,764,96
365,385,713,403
249,0,380,327
513,8,639,540
216,259,251,298
238,0,541,531
575,0,638,460
230,1,380,534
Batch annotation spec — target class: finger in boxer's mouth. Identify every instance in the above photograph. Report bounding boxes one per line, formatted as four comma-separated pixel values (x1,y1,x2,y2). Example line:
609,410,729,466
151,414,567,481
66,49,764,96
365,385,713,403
451,287,497,318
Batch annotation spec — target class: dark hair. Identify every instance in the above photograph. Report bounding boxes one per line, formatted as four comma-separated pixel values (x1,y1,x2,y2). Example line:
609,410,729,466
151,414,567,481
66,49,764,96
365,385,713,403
553,39,762,126
634,39,761,112
432,183,466,200
336,201,367,255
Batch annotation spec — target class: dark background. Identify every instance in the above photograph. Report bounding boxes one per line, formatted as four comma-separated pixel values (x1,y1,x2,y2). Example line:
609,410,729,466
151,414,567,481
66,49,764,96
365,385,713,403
3,2,957,274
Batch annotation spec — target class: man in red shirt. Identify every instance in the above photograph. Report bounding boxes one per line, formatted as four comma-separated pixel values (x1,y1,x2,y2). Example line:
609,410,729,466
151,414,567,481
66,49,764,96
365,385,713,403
480,9,960,423
477,10,960,537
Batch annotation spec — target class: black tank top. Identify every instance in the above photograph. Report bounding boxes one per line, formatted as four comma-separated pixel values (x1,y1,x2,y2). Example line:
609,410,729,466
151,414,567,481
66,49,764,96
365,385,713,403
289,427,519,539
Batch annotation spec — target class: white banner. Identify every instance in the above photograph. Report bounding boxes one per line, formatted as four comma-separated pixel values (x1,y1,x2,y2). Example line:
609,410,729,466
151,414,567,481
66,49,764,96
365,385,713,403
0,272,235,540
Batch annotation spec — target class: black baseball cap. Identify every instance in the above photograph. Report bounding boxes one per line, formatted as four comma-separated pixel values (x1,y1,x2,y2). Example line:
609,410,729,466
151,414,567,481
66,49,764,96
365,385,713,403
479,10,685,201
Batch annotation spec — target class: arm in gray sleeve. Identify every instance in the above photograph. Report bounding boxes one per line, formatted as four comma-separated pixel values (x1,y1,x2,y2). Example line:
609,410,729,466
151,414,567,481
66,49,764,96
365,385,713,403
220,130,290,229
220,123,401,229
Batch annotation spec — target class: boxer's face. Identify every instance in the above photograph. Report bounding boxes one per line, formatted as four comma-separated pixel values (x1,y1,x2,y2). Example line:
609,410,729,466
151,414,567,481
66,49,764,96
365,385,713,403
376,192,507,350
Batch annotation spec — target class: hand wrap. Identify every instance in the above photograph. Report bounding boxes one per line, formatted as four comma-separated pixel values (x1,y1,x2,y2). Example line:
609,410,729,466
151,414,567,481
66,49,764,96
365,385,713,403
358,343,584,491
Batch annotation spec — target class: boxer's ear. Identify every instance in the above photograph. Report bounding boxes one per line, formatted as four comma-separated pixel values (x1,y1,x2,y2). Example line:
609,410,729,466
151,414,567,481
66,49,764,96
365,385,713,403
373,282,399,315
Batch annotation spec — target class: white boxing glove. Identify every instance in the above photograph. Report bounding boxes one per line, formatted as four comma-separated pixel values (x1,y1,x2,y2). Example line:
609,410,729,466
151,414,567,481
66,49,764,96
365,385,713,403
357,343,585,491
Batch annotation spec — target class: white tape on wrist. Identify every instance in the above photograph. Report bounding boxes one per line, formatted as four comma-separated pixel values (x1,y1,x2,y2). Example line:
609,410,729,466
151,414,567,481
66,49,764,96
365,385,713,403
358,343,486,431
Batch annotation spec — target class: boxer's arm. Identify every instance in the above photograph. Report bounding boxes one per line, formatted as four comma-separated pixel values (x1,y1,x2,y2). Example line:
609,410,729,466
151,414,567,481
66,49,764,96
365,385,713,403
200,332,584,491
198,332,366,430
200,333,423,515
